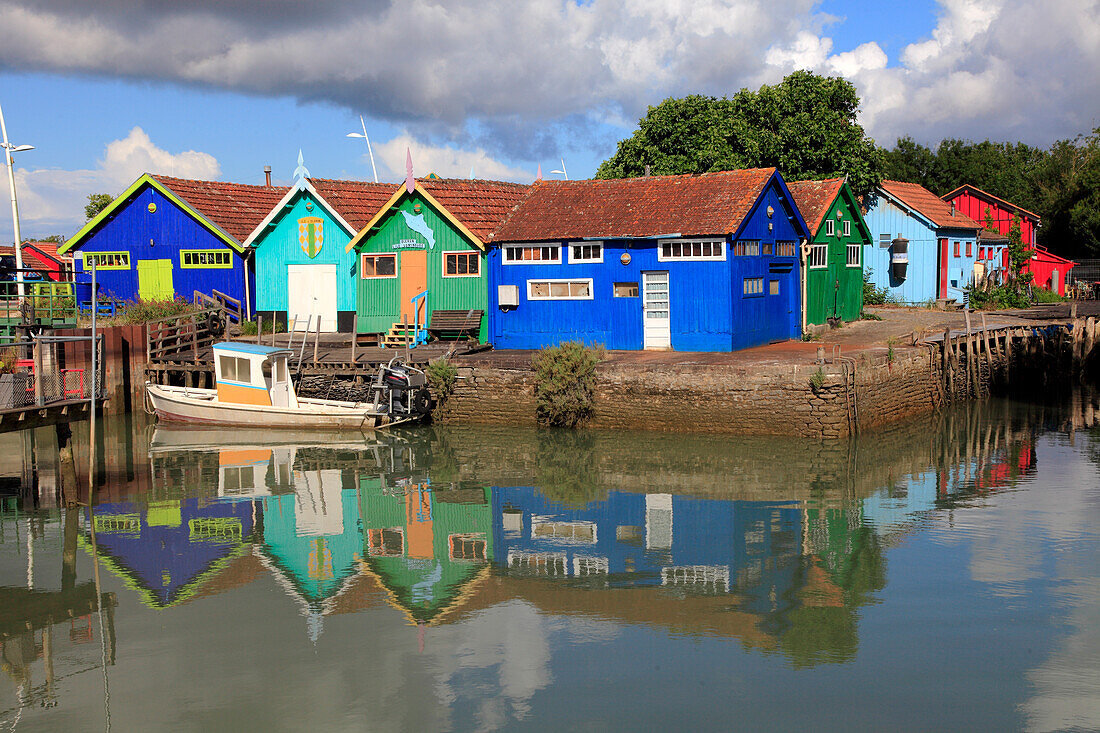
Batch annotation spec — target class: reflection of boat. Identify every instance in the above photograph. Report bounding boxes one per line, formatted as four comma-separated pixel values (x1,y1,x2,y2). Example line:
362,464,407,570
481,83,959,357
145,343,433,429
148,426,382,452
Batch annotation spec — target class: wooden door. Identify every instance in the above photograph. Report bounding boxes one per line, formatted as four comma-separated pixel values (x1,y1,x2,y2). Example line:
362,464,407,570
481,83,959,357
137,259,174,301
399,250,428,326
287,264,338,332
642,271,671,349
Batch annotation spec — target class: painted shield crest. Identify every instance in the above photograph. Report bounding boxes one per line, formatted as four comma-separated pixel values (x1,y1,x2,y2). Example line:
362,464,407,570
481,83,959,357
298,217,324,258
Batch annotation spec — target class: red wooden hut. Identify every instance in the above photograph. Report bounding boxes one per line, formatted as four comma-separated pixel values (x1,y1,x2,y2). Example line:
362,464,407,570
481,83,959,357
942,184,1074,295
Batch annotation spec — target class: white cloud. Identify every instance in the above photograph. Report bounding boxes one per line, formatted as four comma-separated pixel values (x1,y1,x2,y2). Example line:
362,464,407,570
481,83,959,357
0,126,219,239
373,133,535,183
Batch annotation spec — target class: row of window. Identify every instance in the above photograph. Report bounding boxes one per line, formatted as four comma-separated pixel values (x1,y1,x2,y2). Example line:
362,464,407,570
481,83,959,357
824,218,852,237
82,250,234,270
521,278,782,301
807,243,862,268
952,241,1002,260
505,240,798,265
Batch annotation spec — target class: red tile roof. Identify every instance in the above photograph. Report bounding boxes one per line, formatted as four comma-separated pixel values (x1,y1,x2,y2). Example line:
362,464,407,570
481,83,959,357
490,169,776,242
151,174,289,242
786,178,844,237
418,179,532,242
880,180,980,230
23,241,68,262
941,183,1041,223
308,178,397,232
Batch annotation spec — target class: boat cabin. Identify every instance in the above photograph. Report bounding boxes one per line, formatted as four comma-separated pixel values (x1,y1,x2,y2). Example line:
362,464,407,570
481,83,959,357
212,342,298,408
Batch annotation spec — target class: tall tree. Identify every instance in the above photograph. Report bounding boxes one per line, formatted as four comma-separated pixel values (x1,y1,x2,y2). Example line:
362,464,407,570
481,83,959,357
597,71,884,198
84,193,114,221
1033,128,1100,257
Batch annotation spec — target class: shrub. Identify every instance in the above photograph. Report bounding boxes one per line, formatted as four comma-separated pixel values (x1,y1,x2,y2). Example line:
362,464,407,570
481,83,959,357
0,347,21,374
109,297,197,324
862,268,889,306
425,358,458,405
1032,286,1064,304
809,367,826,393
239,319,286,336
532,341,601,428
965,281,1030,310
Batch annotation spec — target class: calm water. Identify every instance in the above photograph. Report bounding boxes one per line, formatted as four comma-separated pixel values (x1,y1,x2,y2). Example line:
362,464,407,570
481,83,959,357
1,398,1099,732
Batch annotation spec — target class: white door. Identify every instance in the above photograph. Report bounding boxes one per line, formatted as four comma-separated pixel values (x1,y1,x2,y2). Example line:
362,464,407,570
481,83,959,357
642,271,671,350
287,264,338,332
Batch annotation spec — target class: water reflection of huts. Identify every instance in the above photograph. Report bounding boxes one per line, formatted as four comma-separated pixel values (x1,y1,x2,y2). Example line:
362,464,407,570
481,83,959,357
30,396,1093,666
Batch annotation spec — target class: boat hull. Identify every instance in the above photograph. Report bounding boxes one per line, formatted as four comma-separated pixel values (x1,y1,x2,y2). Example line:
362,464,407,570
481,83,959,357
145,383,388,429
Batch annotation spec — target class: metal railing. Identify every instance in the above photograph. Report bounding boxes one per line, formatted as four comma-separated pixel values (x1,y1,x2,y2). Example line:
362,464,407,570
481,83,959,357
0,334,102,410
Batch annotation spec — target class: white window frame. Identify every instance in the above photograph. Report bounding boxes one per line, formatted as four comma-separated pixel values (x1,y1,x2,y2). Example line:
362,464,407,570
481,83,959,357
360,253,398,279
843,220,851,237
526,278,594,301
503,243,561,265
441,250,480,278
808,243,828,268
846,242,861,268
825,219,835,236
569,241,603,264
658,238,726,262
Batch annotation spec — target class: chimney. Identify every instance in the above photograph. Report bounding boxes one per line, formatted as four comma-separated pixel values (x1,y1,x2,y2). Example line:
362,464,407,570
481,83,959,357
950,201,956,216
263,165,272,187
644,164,651,177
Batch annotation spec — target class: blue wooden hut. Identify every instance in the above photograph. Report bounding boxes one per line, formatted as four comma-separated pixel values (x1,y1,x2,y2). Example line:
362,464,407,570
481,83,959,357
487,168,809,351
862,181,983,305
59,173,287,312
244,155,392,332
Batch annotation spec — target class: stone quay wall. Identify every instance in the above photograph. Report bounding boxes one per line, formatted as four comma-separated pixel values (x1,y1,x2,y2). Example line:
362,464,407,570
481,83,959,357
437,348,942,439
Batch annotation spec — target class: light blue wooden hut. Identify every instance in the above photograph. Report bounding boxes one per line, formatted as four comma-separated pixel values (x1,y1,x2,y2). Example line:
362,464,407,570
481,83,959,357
244,153,392,332
863,181,982,304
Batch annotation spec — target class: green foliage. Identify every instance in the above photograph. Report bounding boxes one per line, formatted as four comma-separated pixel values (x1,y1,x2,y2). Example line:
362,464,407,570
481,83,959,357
532,341,601,428
29,235,65,244
859,311,883,321
534,430,607,506
0,347,21,374
1032,286,1064,304
886,338,896,364
239,319,285,336
425,358,458,405
862,268,889,306
1033,128,1100,257
809,367,825,393
596,71,884,198
108,297,196,324
84,193,114,221
964,282,1030,310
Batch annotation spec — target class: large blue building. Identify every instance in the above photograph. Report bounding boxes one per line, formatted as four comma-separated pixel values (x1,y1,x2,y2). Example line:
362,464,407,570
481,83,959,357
862,180,987,305
59,173,287,312
487,169,810,352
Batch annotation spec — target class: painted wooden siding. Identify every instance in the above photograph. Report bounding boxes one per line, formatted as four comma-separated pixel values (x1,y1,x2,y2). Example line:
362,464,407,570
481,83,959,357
253,190,357,313
356,192,488,342
946,191,1037,245
489,178,804,352
72,184,250,308
862,197,942,304
806,187,867,325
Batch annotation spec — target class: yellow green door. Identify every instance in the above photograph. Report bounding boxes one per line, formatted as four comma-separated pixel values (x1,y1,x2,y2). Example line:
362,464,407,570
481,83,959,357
138,259,174,301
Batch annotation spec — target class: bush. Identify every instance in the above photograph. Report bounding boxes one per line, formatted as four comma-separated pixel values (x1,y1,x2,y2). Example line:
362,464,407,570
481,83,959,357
0,346,21,374
1032,286,1064,304
239,319,286,336
862,268,889,306
109,297,197,324
425,358,458,405
532,341,601,428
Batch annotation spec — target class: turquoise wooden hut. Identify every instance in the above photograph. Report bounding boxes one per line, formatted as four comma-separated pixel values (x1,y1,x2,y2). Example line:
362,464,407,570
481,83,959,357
244,153,392,332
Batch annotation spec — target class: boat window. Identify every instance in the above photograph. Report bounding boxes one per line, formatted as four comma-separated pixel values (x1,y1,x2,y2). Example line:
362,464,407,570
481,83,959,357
276,358,288,383
262,359,272,379
236,358,251,385
219,355,236,382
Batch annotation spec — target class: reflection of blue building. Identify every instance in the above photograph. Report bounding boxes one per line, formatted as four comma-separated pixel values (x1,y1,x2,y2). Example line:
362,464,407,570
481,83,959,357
491,488,803,614
85,498,258,608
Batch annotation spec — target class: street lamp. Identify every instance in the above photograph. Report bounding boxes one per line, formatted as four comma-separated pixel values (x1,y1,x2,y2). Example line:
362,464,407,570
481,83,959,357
346,115,379,183
0,103,34,299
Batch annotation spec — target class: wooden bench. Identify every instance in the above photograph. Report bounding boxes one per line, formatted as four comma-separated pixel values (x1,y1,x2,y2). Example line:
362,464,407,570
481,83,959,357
427,309,483,341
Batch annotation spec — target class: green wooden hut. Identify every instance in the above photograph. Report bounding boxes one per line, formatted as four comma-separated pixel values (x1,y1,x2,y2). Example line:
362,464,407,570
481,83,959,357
345,177,530,344
787,178,872,326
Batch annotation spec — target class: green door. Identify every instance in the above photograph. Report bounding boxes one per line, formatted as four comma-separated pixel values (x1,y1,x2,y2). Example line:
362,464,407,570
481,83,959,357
138,259,174,301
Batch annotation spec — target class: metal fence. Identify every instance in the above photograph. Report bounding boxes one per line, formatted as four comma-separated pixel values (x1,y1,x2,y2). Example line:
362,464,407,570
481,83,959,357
0,335,101,410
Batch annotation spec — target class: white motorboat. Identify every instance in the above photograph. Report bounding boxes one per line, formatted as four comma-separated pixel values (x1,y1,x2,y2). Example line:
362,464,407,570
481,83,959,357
145,342,433,429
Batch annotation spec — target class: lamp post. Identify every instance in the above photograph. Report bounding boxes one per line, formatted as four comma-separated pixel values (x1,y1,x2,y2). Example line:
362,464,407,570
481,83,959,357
346,115,379,183
0,103,34,299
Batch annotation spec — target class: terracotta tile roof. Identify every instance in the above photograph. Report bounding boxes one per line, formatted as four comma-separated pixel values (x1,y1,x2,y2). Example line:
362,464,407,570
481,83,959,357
942,183,1041,223
151,174,289,242
880,180,981,230
978,228,1009,243
490,169,776,242
308,178,397,232
416,179,532,241
786,178,844,237
23,241,69,262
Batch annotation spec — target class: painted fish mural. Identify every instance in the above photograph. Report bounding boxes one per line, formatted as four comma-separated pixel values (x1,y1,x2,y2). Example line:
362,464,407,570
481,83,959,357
400,210,435,250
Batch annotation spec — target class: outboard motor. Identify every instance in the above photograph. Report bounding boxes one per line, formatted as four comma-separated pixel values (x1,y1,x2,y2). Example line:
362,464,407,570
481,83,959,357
377,357,435,418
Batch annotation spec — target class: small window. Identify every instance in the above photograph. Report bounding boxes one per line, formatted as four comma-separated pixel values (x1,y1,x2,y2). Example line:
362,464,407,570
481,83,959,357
768,279,779,295
879,233,892,248
954,242,961,257
762,242,773,255
613,282,639,297
83,252,131,270
733,241,760,257
847,243,861,267
966,242,972,257
825,219,835,236
775,241,797,257
570,242,603,263
527,279,593,300
660,239,725,261
504,244,561,264
443,251,479,277
450,534,487,560
808,244,827,268
219,355,236,382
842,220,851,237
743,277,764,296
235,357,250,385
361,254,397,278
180,249,232,269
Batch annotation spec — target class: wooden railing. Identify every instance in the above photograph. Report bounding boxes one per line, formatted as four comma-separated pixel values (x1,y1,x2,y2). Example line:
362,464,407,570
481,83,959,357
146,307,224,364
193,289,243,323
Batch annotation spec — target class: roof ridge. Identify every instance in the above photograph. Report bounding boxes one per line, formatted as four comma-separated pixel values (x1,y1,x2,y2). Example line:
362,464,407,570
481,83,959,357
942,183,1041,221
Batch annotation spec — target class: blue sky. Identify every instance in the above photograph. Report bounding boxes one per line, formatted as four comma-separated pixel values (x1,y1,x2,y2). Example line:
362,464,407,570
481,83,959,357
0,0,1095,238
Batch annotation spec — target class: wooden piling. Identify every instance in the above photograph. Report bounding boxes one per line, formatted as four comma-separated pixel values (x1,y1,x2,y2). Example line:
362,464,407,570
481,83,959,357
351,315,357,366
257,315,263,345
313,318,321,365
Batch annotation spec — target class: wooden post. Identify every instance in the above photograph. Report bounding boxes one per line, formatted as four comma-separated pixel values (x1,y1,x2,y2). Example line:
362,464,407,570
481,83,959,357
980,312,993,389
313,317,321,365
963,310,974,397
257,315,263,345
33,338,43,406
351,315,357,367
191,312,199,365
